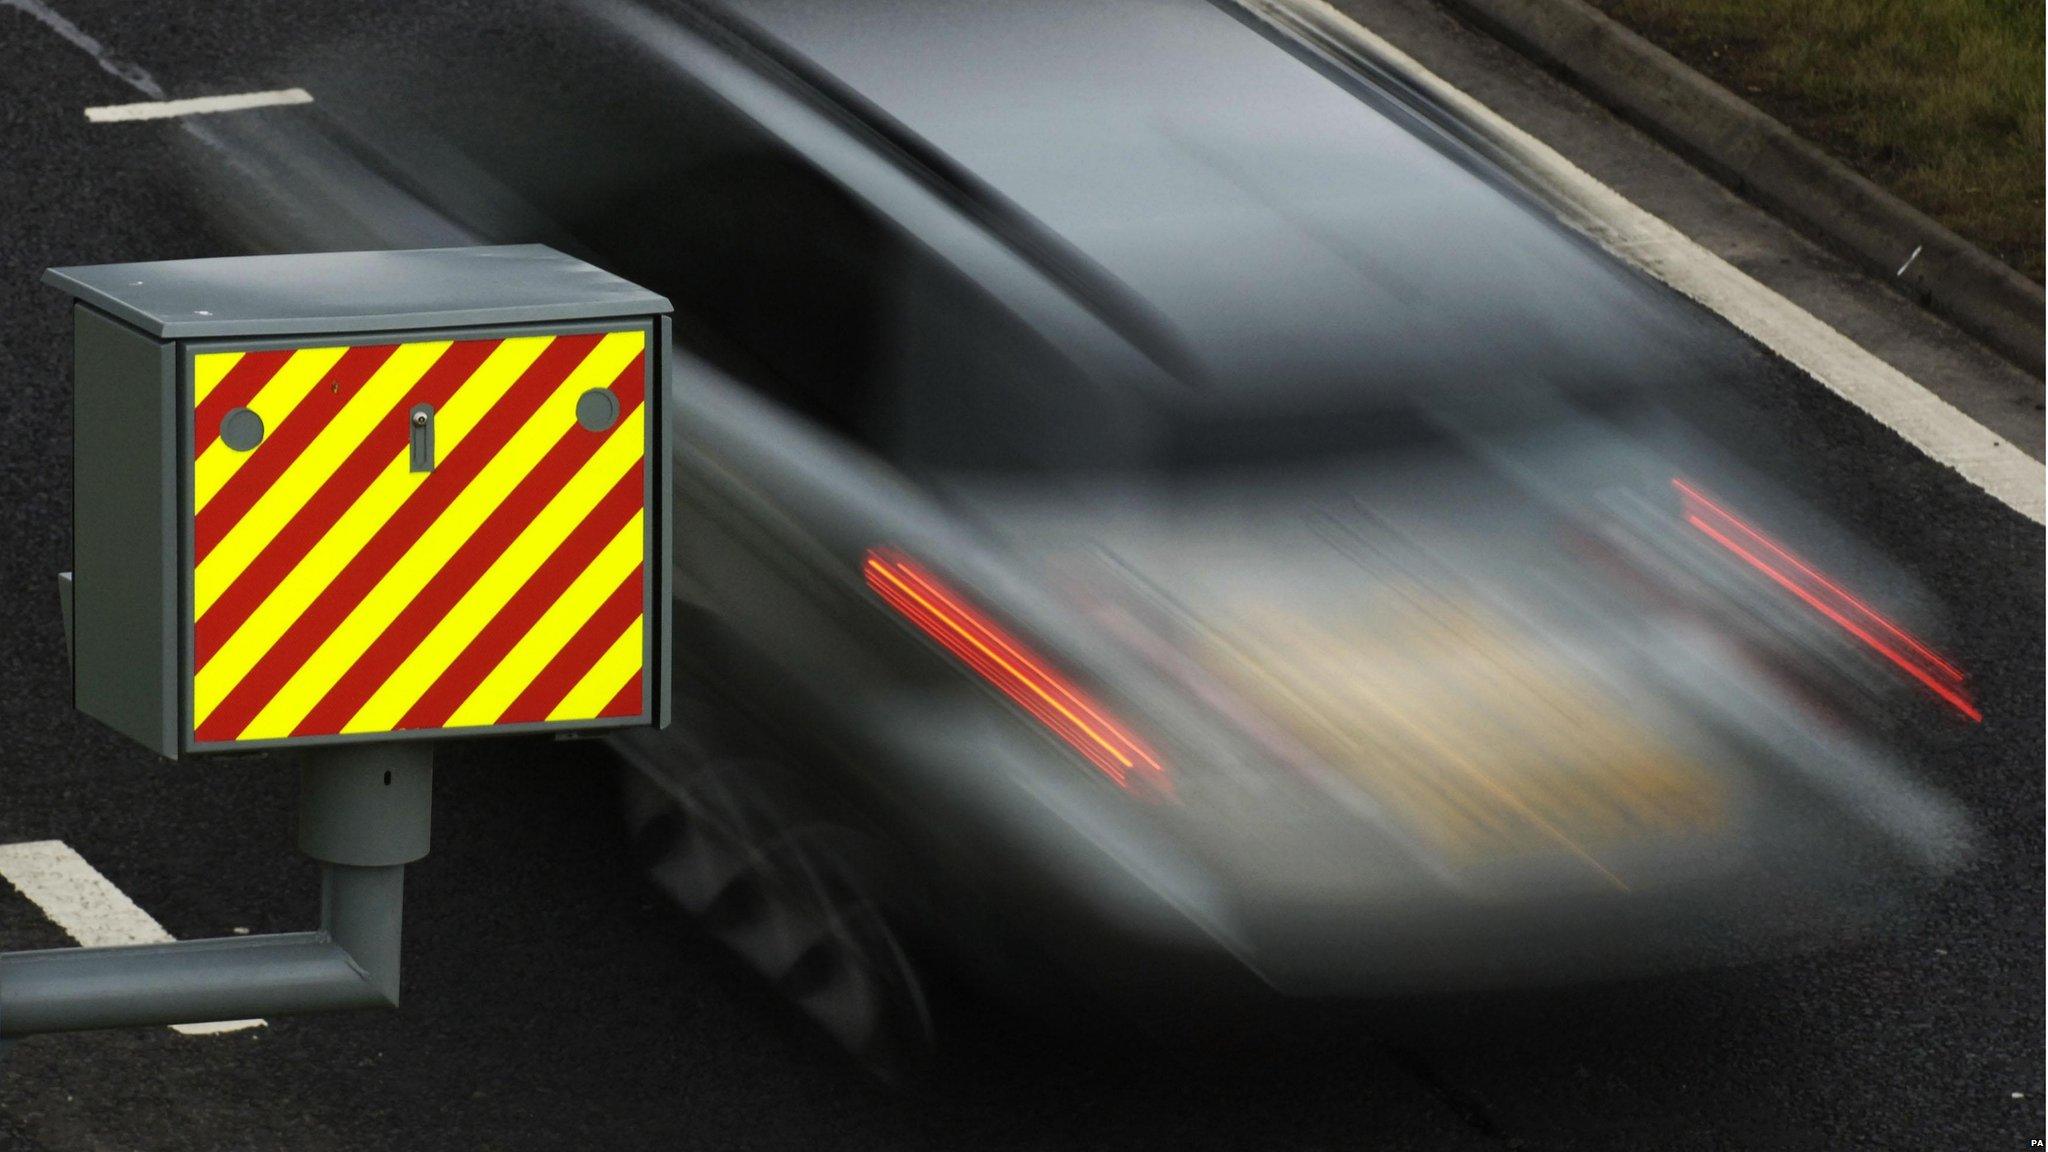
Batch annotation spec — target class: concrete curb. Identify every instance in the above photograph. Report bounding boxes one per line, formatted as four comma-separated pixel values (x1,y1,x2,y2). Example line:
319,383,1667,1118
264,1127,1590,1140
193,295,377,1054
1432,0,2045,376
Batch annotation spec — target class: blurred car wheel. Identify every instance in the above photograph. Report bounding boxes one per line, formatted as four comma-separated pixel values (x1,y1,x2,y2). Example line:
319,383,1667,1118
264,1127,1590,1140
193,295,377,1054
615,708,936,1085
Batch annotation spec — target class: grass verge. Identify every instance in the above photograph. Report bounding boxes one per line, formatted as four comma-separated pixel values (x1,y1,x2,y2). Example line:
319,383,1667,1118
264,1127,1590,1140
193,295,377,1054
1586,0,2043,281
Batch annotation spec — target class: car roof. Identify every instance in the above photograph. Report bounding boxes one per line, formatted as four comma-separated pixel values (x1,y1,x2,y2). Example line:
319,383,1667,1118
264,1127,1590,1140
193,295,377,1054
712,0,1720,405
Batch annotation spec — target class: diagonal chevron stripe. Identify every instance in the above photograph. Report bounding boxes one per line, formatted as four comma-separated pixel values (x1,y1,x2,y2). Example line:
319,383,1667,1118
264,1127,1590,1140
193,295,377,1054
600,671,645,719
498,563,646,725
252,391,642,738
372,494,644,732
193,345,350,513
451,510,646,728
186,325,652,745
192,335,563,729
194,350,292,455
395,471,646,731
192,350,245,408
194,340,457,589
192,338,504,667
464,524,647,721
196,344,395,520
320,375,647,736
299,359,645,736
220,331,643,741
548,613,645,723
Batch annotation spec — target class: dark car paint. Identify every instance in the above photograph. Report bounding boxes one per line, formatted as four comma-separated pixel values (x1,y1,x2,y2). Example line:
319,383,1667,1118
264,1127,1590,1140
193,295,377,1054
178,0,1967,998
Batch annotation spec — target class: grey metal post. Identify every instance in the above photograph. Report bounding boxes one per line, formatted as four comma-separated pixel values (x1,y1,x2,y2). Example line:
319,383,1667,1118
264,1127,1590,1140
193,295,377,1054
299,743,434,867
0,745,431,1038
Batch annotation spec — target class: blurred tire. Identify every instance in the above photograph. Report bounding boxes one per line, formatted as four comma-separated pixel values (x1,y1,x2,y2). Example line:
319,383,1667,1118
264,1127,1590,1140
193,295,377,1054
612,705,936,1086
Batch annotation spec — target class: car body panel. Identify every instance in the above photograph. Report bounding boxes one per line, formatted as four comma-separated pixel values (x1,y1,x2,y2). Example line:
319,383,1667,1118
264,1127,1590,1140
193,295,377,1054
177,0,1973,1001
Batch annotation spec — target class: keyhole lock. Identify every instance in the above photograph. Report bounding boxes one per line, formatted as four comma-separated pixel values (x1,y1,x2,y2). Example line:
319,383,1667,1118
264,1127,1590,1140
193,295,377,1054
408,404,435,472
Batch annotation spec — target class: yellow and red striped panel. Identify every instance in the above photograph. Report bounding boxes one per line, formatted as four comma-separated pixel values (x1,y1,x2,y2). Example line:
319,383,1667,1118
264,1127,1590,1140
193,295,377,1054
187,329,652,746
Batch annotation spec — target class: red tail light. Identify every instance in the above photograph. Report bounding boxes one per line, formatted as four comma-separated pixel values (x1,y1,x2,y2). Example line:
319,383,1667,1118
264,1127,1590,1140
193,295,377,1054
1674,479,1978,722
864,548,1170,792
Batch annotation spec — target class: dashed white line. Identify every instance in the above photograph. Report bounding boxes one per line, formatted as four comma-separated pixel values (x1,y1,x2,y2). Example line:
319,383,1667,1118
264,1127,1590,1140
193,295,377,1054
0,0,164,99
1259,0,2045,525
8,0,311,130
86,87,314,123
0,840,265,1035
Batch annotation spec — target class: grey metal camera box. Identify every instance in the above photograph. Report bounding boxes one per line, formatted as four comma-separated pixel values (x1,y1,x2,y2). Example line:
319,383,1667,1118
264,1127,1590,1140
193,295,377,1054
46,245,674,758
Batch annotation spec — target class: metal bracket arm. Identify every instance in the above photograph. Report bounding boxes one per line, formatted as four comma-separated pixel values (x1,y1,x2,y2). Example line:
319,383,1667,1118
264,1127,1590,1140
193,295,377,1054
0,744,430,1039
0,864,403,1035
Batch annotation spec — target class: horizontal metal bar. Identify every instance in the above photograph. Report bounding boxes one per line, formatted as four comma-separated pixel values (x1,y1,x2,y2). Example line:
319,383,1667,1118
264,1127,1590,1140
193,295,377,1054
0,935,373,1035
0,864,403,1037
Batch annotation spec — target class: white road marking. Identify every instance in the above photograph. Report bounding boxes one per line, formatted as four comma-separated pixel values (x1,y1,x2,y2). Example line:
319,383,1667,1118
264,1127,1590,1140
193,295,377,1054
1,0,164,98
86,87,313,123
0,841,265,1035
1257,0,2045,524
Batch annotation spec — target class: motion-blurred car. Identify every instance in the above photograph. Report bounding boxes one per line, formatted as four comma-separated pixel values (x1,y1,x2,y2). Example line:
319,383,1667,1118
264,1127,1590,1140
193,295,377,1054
196,0,1975,1076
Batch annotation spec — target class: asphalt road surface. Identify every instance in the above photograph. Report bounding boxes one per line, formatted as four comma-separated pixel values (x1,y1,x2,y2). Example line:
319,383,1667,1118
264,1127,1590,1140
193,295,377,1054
0,1,2040,1149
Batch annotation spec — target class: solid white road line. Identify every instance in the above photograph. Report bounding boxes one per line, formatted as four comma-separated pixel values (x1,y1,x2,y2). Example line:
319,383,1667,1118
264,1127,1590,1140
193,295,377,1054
85,87,313,123
0,840,265,1035
1257,0,2045,525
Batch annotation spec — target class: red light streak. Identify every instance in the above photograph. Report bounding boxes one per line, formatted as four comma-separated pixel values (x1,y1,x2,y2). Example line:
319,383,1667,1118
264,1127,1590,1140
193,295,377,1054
864,548,1170,792
1674,479,1978,722
1674,479,1963,681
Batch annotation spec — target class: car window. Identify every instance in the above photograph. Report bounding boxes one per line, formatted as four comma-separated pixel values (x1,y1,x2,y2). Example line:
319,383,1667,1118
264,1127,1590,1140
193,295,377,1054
542,85,1138,475
393,21,1144,477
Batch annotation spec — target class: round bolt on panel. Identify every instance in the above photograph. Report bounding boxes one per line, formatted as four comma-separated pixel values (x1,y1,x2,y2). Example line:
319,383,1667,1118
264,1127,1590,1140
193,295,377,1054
220,407,265,451
576,387,620,432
